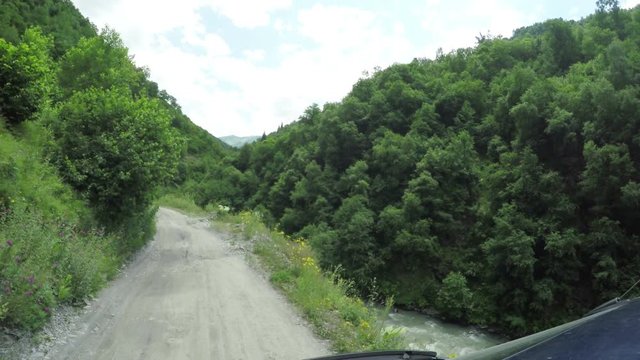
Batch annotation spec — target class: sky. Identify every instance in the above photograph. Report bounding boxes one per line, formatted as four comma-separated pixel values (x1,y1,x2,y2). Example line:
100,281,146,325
71,0,640,137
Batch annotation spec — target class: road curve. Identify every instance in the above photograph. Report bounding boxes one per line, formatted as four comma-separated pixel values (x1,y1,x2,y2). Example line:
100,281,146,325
46,207,329,360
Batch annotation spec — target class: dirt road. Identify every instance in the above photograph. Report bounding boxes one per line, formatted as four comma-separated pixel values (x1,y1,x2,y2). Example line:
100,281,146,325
44,208,329,360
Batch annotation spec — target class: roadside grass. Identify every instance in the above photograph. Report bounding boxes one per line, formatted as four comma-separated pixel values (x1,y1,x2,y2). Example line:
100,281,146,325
156,192,208,216
212,209,406,353
0,125,120,330
0,204,120,330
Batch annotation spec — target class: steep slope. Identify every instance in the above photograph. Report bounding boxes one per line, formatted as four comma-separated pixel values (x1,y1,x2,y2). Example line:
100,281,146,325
234,5,640,336
0,0,238,208
0,0,96,57
0,0,234,333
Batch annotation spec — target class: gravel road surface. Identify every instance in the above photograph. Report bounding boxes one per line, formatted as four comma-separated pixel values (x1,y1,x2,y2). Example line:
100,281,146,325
40,207,328,360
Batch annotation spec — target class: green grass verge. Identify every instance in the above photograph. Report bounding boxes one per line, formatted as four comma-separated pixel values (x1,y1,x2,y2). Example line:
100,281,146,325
156,193,207,215
0,204,120,330
162,195,406,353
1,124,121,330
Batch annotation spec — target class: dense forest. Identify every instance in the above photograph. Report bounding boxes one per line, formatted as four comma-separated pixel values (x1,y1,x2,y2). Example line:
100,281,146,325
0,0,235,330
2,0,640,340
224,2,640,336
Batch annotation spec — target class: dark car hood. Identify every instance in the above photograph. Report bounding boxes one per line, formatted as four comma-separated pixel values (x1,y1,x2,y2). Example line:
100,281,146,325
505,298,640,359
457,298,640,360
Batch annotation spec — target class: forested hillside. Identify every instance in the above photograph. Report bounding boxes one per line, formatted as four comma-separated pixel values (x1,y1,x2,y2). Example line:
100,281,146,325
0,0,235,331
231,2,640,336
3,0,640,341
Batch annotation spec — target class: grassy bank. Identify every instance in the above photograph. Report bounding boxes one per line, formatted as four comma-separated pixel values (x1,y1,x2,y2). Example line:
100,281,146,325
227,213,404,352
156,193,211,216
0,125,121,330
158,195,405,353
1,123,158,331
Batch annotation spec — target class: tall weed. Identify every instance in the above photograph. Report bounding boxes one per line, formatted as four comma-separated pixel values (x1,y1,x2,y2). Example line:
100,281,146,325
0,205,118,329
0,125,119,330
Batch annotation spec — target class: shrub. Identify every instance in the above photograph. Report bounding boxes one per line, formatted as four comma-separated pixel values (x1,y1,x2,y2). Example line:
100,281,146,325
0,28,54,124
436,271,473,322
51,87,181,225
0,205,117,329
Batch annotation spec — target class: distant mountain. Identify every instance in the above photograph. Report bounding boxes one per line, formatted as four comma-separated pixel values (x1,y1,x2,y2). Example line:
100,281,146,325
219,135,260,148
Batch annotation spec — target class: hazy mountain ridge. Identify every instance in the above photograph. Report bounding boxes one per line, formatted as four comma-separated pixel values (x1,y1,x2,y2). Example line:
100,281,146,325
219,135,260,148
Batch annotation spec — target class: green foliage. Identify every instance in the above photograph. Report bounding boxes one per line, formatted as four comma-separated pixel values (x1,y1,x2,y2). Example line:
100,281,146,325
436,272,473,322
51,87,181,223
0,0,225,335
579,141,635,214
0,0,96,58
156,192,206,215
6,0,640,340
0,128,118,330
229,5,640,337
542,19,581,74
0,122,86,221
0,27,54,124
329,195,380,282
0,204,118,330
58,29,146,99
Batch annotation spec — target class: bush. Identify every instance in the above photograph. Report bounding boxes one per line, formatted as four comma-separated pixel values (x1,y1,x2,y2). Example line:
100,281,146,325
0,122,86,221
0,128,118,331
156,192,205,215
51,87,181,224
436,271,473,322
0,28,54,124
0,205,118,329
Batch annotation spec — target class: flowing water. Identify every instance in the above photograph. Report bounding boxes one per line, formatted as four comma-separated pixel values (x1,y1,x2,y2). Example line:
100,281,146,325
380,309,504,358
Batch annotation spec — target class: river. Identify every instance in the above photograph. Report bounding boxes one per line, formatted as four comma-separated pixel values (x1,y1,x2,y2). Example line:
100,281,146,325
380,309,504,358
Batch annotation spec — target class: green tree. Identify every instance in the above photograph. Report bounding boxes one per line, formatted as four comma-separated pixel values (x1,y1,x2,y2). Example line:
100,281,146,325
52,87,181,223
338,160,370,197
230,4,640,335
579,141,635,216
436,272,473,321
281,161,332,232
597,0,620,13
58,28,145,99
369,130,417,210
481,203,537,334
543,19,581,74
0,27,54,124
329,195,381,282
403,131,479,243
0,0,96,58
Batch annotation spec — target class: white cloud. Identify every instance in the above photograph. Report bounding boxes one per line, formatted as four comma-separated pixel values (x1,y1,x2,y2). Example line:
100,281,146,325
273,18,293,33
297,5,377,48
208,0,292,28
621,0,640,9
243,49,266,62
69,1,616,137
71,1,418,136
74,0,206,48
420,0,539,56
192,33,231,57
